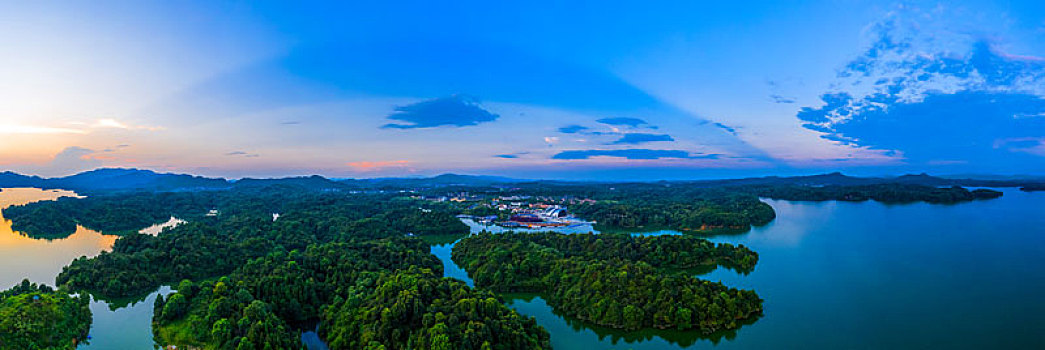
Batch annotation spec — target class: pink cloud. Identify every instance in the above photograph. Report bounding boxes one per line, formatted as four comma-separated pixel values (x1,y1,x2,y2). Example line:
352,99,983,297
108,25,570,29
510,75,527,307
346,160,411,170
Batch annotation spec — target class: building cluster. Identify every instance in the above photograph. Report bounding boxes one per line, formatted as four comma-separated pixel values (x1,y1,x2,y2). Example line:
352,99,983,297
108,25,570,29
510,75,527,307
432,192,597,228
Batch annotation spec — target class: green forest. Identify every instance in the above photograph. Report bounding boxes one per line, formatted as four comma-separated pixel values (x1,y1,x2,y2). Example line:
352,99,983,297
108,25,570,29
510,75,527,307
750,184,1003,203
429,182,998,233
452,232,762,332
0,179,1015,349
0,280,92,350
464,183,778,232
38,187,542,349
321,267,550,350
2,187,468,239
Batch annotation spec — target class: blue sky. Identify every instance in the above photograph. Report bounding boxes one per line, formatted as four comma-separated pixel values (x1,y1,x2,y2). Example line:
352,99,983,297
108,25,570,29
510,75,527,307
1,1,1043,179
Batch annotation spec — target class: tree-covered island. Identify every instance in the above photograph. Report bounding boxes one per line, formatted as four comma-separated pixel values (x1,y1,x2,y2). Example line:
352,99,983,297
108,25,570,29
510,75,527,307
452,232,762,333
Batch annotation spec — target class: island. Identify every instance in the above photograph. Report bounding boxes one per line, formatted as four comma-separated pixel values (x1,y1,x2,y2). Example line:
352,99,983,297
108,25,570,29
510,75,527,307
453,232,762,333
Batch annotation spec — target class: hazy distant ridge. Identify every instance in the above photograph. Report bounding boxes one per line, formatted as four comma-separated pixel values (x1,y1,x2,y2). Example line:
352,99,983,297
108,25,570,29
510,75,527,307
0,168,1043,193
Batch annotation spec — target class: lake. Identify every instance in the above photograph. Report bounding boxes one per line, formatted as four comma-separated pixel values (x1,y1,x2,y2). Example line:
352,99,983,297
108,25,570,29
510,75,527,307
434,189,1045,349
3,187,1043,349
0,188,171,350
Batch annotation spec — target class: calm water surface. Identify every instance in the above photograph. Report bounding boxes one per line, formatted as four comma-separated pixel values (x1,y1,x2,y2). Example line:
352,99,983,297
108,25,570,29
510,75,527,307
0,188,168,349
0,188,114,289
435,189,1045,349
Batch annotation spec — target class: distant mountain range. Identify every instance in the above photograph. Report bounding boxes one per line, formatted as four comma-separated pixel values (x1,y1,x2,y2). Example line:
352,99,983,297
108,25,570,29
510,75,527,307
343,173,522,187
0,168,230,194
684,172,1045,188
0,168,521,193
0,168,1042,194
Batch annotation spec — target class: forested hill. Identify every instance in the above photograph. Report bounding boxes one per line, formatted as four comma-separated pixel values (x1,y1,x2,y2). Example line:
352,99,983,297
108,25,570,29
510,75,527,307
0,168,229,194
1,168,1043,194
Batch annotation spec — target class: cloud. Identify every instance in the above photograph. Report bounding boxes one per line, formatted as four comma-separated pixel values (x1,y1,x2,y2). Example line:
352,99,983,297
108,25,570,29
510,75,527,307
381,95,499,129
712,123,738,136
770,94,795,104
494,151,529,159
995,137,1045,156
607,133,675,145
543,136,560,145
95,118,129,129
552,149,718,160
1,119,162,135
281,121,301,125
596,117,649,127
30,146,102,176
226,150,260,157
558,125,589,134
0,124,86,134
90,118,163,131
347,160,411,170
797,9,1045,171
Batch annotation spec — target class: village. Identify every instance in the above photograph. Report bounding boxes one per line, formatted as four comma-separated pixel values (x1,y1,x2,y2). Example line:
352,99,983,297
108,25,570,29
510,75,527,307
415,192,597,228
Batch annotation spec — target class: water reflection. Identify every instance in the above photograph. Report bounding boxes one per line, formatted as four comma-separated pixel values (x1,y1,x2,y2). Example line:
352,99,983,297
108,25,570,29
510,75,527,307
0,188,171,350
0,188,115,289
138,216,186,236
505,293,757,349
430,217,759,348
79,287,174,349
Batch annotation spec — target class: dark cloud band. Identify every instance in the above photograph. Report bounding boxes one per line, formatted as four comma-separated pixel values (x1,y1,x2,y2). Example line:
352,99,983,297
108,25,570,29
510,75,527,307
382,95,499,129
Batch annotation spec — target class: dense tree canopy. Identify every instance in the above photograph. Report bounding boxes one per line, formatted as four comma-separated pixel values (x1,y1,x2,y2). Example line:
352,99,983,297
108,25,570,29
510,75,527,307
453,232,762,333
322,268,550,350
479,183,778,232
54,188,467,297
750,184,1003,203
151,239,445,350
0,280,92,350
48,187,543,349
430,182,1004,233
3,187,468,239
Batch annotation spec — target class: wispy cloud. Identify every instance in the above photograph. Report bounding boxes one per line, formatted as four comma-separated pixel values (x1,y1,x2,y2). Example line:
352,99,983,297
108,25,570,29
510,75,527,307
347,160,411,169
712,123,738,136
558,125,589,134
596,117,648,127
1,118,162,135
89,118,164,131
607,133,674,145
770,94,795,104
552,149,718,160
0,124,86,134
494,151,530,159
95,118,129,129
226,150,260,158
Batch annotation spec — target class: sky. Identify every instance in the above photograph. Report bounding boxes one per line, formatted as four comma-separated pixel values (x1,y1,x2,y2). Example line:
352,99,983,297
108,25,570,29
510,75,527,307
1,1,1043,180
